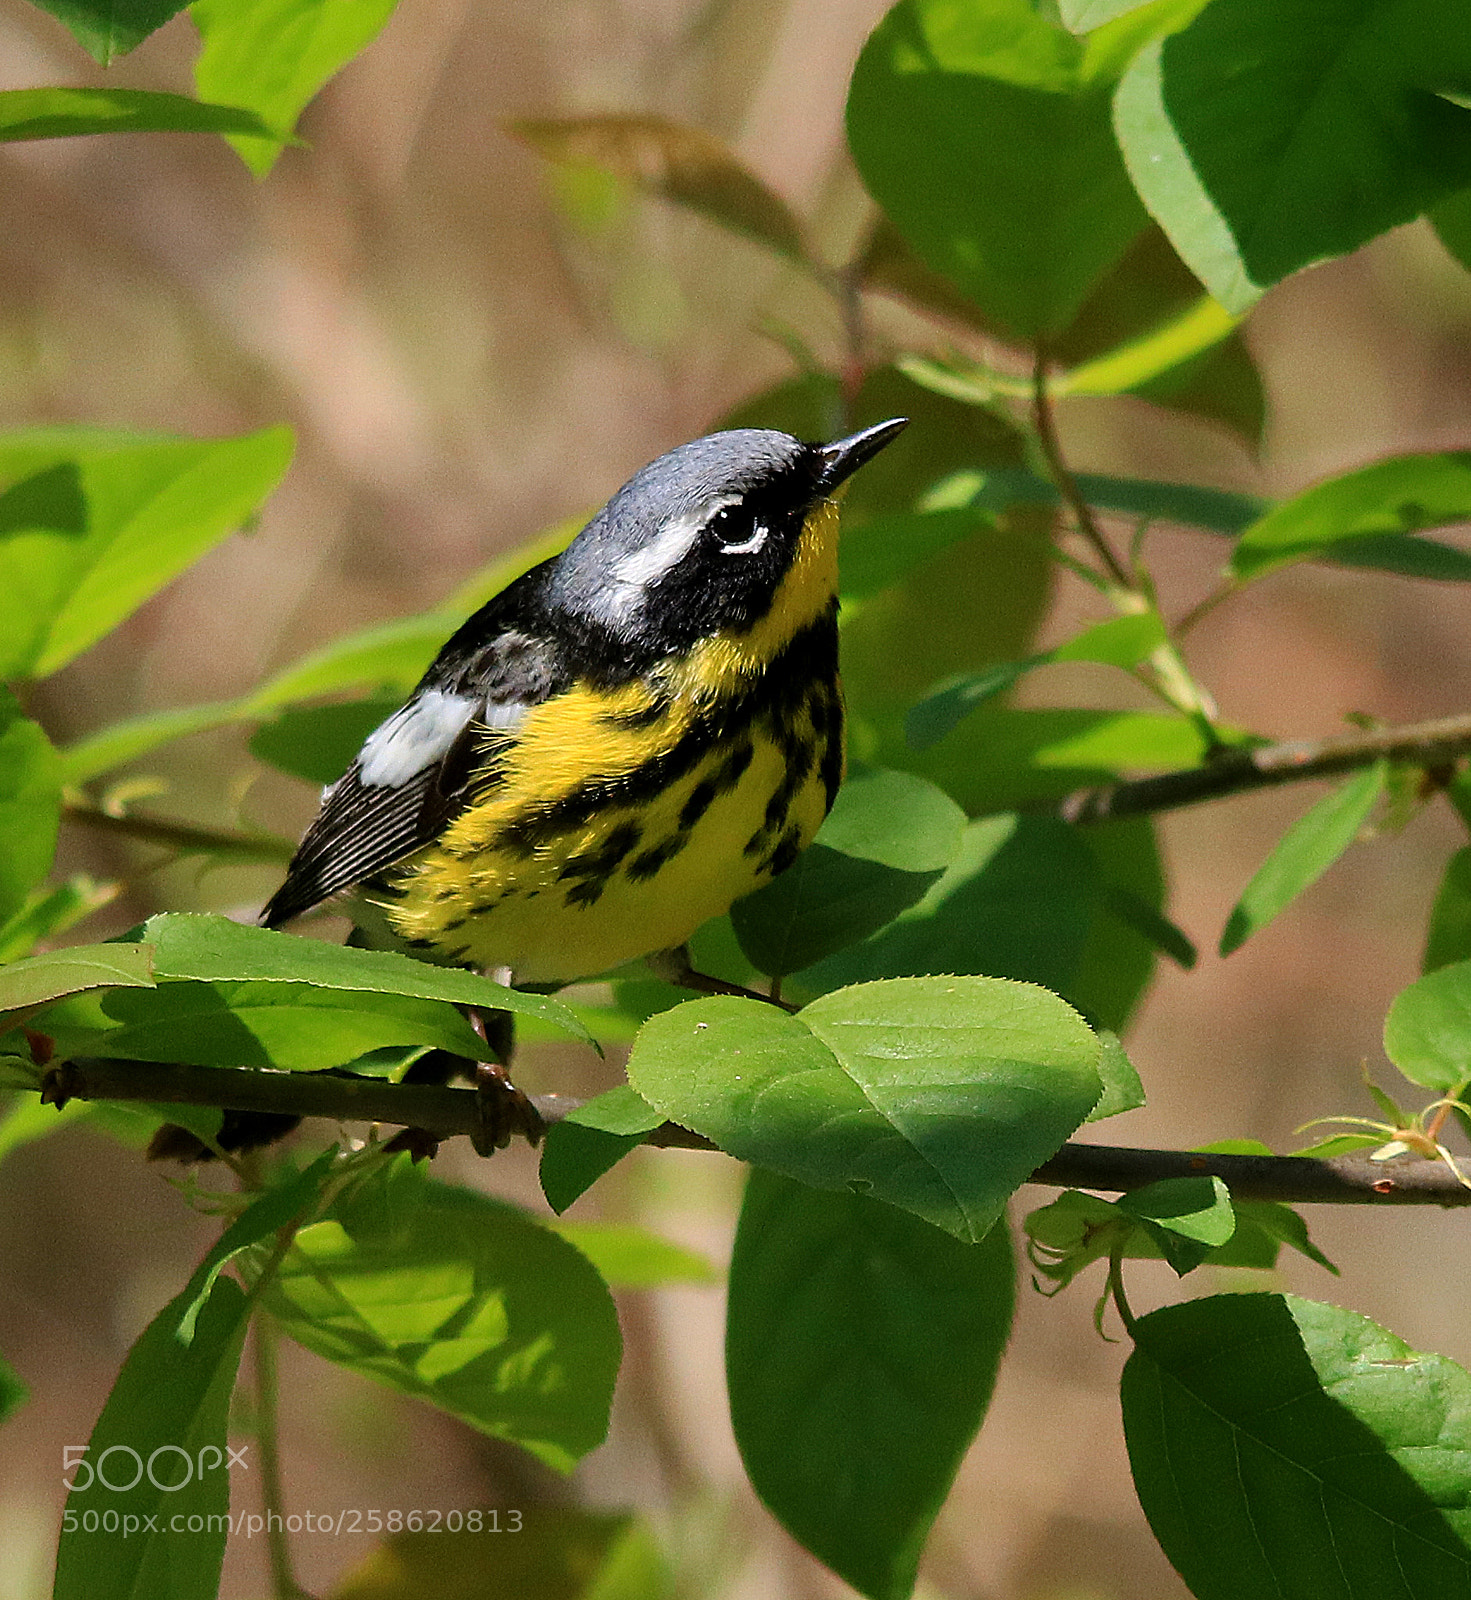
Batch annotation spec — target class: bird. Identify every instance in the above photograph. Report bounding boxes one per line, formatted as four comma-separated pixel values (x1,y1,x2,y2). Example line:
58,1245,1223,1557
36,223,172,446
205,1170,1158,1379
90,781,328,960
260,417,909,993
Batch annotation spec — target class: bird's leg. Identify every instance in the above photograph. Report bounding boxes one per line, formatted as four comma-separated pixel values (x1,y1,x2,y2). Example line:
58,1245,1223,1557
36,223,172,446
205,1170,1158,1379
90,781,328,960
648,945,798,1013
468,991,544,1153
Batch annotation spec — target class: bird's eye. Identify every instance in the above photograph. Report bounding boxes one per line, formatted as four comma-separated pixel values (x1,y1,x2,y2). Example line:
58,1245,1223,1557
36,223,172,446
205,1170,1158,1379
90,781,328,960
709,506,768,556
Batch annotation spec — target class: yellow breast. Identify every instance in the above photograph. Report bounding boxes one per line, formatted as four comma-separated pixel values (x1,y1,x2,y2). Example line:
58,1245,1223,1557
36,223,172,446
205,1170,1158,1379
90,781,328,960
380,501,845,983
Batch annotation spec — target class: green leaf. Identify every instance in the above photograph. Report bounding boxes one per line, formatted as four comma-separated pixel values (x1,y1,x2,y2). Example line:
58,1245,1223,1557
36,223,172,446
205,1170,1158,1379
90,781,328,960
1088,1030,1146,1121
1115,1,1471,314
57,702,242,785
1220,762,1386,956
1117,1174,1234,1275
538,1086,664,1215
797,815,1099,1006
0,87,280,143
906,611,1166,750
1384,959,1471,1092
1100,880,1196,969
1122,1293,1471,1600
731,768,966,977
0,876,117,962
138,913,591,1043
548,1222,716,1288
94,980,488,1069
0,941,154,1020
192,0,400,176
1222,1200,1338,1274
1432,187,1471,274
53,1155,332,1600
846,0,1151,339
627,977,1101,1243
332,1509,670,1600
1231,453,1471,582
0,1353,25,1424
727,1170,1013,1600
512,115,806,262
1070,817,1167,1033
0,426,293,680
27,0,187,63
1425,848,1471,974
838,508,991,601
248,694,399,784
258,1160,620,1471
0,694,61,926
246,615,456,709
0,1092,92,1163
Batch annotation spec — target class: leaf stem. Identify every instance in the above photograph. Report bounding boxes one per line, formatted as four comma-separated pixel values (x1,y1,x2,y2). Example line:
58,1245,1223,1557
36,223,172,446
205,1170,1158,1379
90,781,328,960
253,1313,310,1600
1030,348,1132,591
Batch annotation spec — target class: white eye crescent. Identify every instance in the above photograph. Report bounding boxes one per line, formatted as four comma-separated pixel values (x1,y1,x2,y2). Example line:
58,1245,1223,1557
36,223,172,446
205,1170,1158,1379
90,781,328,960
719,521,768,556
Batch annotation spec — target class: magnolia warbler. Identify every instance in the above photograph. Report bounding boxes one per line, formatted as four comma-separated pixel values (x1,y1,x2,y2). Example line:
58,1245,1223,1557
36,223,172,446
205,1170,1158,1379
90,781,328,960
262,418,907,988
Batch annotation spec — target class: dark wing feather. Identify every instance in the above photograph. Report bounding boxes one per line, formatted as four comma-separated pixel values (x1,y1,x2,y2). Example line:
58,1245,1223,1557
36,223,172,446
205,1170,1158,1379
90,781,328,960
261,572,574,929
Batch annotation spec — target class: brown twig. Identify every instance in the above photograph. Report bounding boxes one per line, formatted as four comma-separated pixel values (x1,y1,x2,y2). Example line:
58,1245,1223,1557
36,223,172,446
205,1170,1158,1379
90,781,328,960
36,1059,1471,1205
1058,710,1471,825
62,800,295,863
1031,348,1133,590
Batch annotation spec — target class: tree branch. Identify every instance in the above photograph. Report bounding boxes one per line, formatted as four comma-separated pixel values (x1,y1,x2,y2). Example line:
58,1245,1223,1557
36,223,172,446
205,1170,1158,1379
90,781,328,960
62,800,295,863
1058,710,1471,825
37,1057,1471,1205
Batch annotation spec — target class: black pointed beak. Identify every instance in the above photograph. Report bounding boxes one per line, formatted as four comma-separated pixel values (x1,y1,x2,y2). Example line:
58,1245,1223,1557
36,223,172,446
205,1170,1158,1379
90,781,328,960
815,417,909,492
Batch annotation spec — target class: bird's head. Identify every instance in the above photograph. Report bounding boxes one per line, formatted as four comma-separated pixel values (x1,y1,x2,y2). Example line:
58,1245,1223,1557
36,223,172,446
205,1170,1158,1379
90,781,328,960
547,418,908,652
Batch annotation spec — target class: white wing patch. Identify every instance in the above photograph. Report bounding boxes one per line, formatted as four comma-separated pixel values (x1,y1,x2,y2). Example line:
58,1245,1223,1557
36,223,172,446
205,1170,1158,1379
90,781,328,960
357,688,480,789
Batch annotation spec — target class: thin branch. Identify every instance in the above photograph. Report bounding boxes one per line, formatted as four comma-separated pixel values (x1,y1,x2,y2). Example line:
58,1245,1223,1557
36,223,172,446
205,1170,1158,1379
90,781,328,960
62,801,295,863
1058,710,1471,825
1030,349,1133,590
37,1058,1471,1206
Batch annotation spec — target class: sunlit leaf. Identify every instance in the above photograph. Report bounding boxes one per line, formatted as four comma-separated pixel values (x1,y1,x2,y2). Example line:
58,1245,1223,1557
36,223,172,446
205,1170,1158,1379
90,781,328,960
627,977,1101,1243
1220,762,1386,955
193,0,400,176
1115,0,1471,312
0,87,280,142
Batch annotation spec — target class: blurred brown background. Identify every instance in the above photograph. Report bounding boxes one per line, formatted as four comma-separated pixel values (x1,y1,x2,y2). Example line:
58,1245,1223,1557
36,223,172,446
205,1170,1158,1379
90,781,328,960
3,1,1471,1595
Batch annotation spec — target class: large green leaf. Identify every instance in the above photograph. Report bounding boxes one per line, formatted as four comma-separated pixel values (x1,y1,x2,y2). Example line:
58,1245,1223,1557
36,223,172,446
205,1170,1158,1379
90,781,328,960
731,768,966,977
1115,0,1471,313
192,0,400,175
846,0,1154,338
0,694,61,926
796,814,1099,1006
1123,1293,1471,1599
94,980,488,1069
0,427,293,680
626,977,1101,1243
0,941,154,1021
53,1155,333,1600
257,1160,620,1471
0,88,280,143
1231,454,1471,581
137,914,591,1042
27,0,187,62
1220,763,1386,956
1424,848,1471,974
727,1171,1013,1600
248,694,399,783
1384,959,1471,1092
